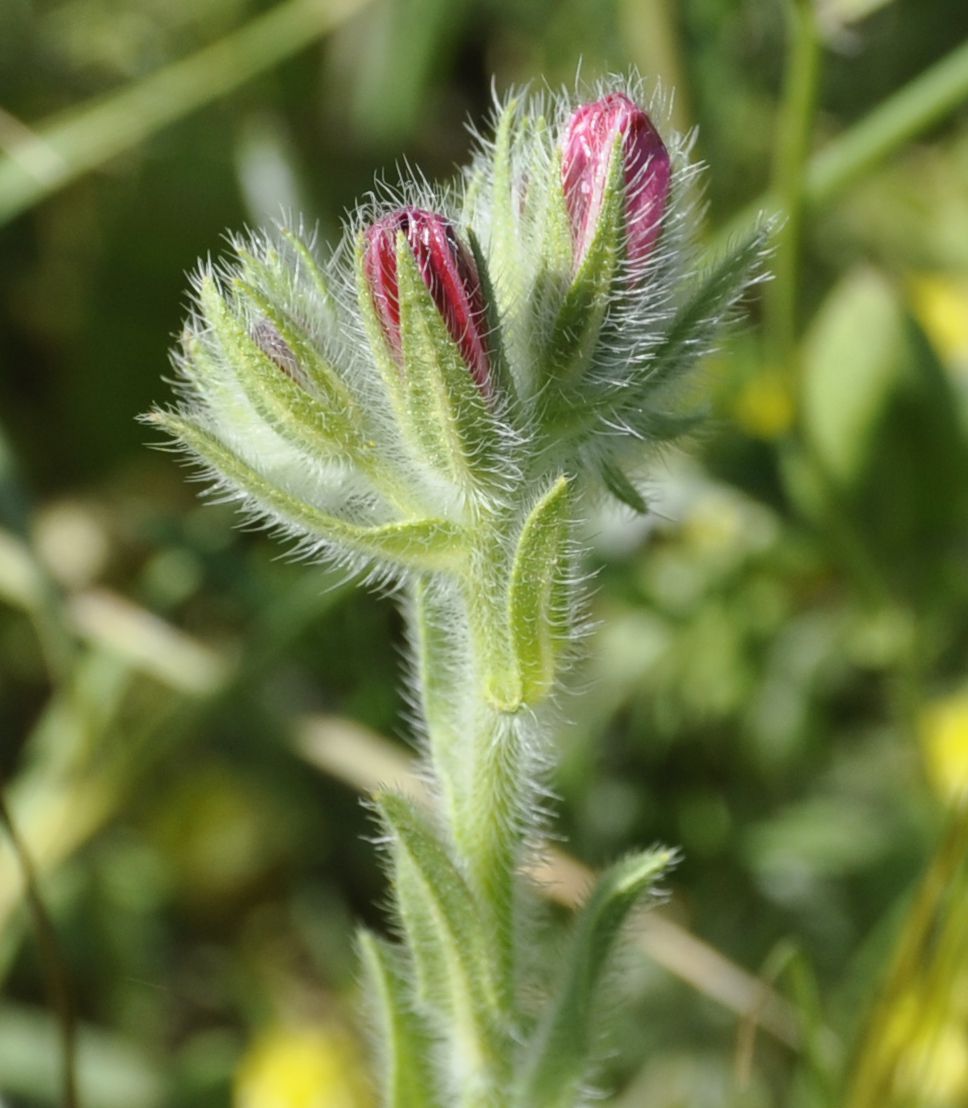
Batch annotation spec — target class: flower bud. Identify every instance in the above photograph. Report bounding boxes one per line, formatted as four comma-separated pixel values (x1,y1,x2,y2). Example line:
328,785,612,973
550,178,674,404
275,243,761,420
251,318,299,379
562,92,671,271
363,207,493,396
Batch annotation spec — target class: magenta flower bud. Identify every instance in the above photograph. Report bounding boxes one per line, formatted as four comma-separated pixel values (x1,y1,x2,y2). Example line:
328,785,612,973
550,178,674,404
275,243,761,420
562,92,671,271
363,207,493,396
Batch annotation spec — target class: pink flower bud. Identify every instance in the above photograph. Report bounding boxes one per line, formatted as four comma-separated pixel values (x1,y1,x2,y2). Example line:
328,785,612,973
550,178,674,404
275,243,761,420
562,92,671,271
363,207,493,396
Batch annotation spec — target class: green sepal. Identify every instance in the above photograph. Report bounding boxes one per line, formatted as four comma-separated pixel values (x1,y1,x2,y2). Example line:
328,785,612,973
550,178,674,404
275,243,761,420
600,457,648,514
148,411,466,573
394,234,499,489
507,476,572,706
279,226,332,305
629,222,772,404
466,227,516,410
515,848,676,1107
197,277,367,462
487,95,522,316
376,793,502,1075
358,930,443,1108
542,138,625,387
228,276,357,416
355,234,408,410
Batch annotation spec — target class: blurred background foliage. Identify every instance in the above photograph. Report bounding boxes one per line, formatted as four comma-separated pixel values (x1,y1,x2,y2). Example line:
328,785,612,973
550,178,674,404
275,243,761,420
1,0,968,1104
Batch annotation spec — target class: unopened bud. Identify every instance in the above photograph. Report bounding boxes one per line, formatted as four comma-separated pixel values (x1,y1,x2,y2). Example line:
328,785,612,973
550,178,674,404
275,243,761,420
363,207,493,396
562,92,670,271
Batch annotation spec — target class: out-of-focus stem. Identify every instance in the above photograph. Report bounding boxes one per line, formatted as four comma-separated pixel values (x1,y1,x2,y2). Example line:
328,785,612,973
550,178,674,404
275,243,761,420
766,0,822,375
0,786,78,1108
716,36,968,252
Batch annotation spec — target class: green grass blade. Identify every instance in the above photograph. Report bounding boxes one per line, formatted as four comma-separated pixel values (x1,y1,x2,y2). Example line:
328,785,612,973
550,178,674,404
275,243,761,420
0,0,371,225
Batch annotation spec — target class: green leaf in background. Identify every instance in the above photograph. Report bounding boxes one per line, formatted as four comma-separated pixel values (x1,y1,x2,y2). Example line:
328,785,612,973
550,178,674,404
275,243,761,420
0,0,372,225
800,267,968,595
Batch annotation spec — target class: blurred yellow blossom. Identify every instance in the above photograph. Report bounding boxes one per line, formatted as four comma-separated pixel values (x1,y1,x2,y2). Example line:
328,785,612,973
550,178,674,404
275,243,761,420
920,690,968,803
235,1024,372,1108
731,370,795,440
876,988,968,1104
909,274,968,376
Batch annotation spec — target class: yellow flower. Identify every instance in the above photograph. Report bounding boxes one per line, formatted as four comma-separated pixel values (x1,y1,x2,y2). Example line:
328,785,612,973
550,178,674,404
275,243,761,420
731,370,795,440
920,690,968,804
909,273,968,375
235,1024,372,1108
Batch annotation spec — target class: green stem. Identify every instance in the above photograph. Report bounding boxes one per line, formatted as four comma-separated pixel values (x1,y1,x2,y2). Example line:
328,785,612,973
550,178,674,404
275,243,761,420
0,785,78,1108
765,0,822,374
716,36,968,251
0,0,372,225
411,527,529,1029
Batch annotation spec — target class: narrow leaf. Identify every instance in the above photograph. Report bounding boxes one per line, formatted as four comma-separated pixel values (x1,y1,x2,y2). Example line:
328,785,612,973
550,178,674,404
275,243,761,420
147,411,466,572
517,849,676,1107
507,476,572,705
488,95,522,314
466,228,516,409
377,793,503,1084
280,226,332,305
625,221,772,405
358,930,442,1108
600,457,648,514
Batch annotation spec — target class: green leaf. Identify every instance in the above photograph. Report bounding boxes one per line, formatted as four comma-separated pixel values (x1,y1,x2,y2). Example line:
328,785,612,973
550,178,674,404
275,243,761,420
507,476,572,706
280,227,332,305
599,457,648,514
800,268,968,596
376,793,503,1086
147,411,466,572
516,849,676,1108
616,221,773,420
394,235,499,489
358,931,443,1108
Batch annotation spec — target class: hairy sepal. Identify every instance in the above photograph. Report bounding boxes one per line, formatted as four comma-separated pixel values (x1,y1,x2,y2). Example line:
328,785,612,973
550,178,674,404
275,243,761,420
541,139,625,391
196,276,367,464
148,411,466,574
599,457,648,514
508,476,573,705
516,848,676,1107
394,235,503,492
604,220,774,437
376,792,505,1094
358,930,443,1108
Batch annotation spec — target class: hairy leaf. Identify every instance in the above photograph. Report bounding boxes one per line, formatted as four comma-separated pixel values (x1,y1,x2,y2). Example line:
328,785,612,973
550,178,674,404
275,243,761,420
516,848,676,1107
508,476,572,705
377,793,504,1091
148,411,466,572
358,930,442,1108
